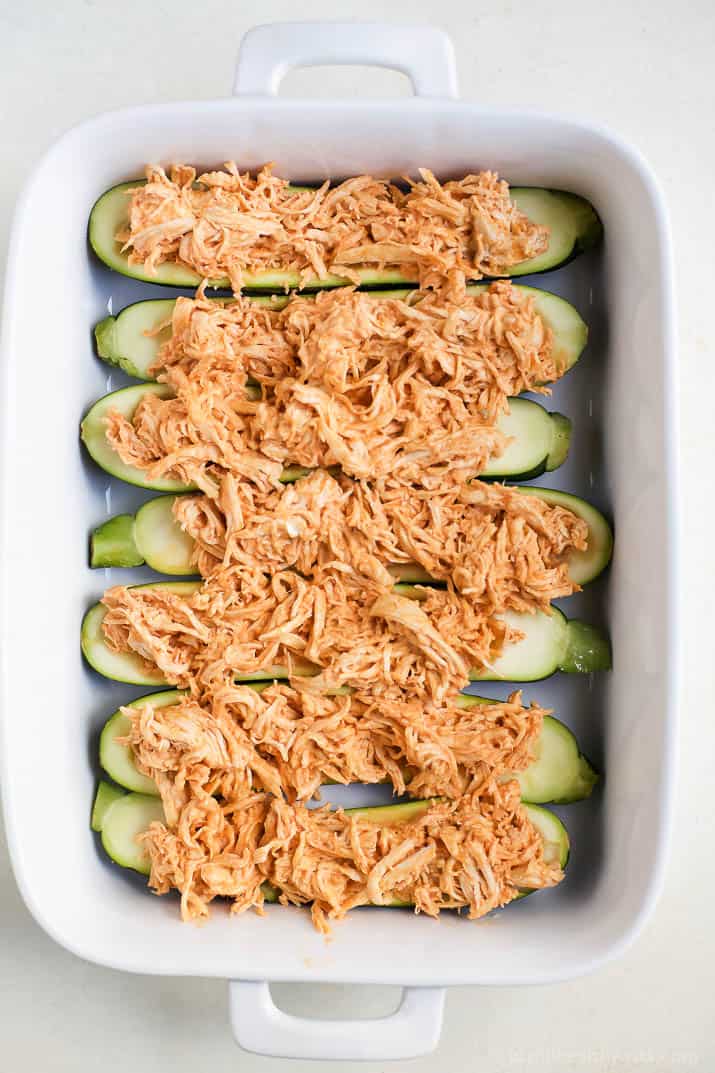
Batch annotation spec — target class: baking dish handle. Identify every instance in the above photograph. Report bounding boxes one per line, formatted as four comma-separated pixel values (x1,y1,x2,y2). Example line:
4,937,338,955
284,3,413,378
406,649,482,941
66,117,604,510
229,979,445,1060
233,22,458,99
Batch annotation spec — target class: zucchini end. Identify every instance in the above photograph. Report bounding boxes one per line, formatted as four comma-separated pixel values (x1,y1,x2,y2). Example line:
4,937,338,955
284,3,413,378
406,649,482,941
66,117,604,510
574,201,604,253
94,316,118,363
91,780,125,832
94,316,152,379
546,412,572,471
560,620,612,674
91,514,144,568
551,754,600,804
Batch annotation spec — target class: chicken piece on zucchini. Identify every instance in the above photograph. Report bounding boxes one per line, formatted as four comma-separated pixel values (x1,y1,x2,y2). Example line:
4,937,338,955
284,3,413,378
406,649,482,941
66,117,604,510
81,383,572,492
89,171,601,290
81,580,611,689
94,283,588,383
90,484,612,587
99,686,598,805
92,782,570,925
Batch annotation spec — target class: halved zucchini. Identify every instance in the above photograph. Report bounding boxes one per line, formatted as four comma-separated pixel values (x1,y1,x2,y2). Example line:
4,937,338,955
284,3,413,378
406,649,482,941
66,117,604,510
514,486,613,586
100,689,185,794
80,382,571,492
80,580,610,687
89,180,601,290
92,782,569,885
91,497,198,575
100,687,598,804
81,581,204,687
80,384,192,494
508,189,602,276
94,294,286,379
524,803,571,870
88,182,406,290
481,605,611,681
91,485,612,586
515,717,598,804
94,284,587,382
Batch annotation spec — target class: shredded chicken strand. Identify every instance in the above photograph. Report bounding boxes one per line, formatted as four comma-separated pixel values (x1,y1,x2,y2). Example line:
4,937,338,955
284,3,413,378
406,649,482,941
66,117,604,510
173,470,586,612
140,777,563,928
120,163,549,292
101,571,521,701
124,685,545,804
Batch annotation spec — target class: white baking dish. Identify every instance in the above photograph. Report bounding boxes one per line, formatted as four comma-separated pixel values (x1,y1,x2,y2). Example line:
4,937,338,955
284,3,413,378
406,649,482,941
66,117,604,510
0,21,677,1062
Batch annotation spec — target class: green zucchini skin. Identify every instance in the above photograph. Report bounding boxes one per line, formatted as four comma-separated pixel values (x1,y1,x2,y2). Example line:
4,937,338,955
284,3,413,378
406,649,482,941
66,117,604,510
80,382,571,492
90,485,612,587
99,686,598,805
89,181,601,290
90,513,145,568
544,413,572,472
81,580,610,687
94,284,588,383
558,620,612,674
92,782,570,895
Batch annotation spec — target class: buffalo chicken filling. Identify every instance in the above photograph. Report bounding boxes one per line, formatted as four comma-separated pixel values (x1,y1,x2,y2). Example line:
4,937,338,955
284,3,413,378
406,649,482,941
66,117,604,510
135,765,562,930
98,169,575,929
101,572,520,702
172,469,587,609
124,685,545,804
120,163,549,291
106,281,561,485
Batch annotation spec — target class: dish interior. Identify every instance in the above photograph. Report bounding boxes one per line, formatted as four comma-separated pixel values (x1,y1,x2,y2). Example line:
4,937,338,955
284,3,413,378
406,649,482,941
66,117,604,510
0,99,675,985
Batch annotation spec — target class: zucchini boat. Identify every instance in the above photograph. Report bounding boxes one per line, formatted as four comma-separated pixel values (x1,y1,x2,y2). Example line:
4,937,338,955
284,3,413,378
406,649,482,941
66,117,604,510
90,486,613,586
91,782,570,910
99,687,598,805
80,383,572,492
89,181,601,289
94,285,588,382
80,580,611,687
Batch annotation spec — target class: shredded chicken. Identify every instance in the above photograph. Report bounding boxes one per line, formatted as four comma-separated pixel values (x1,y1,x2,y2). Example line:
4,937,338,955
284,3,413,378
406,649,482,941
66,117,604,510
101,571,520,701
120,163,549,292
124,685,545,803
173,470,586,611
155,291,296,390
98,164,575,933
154,282,561,411
140,777,563,928
106,281,560,486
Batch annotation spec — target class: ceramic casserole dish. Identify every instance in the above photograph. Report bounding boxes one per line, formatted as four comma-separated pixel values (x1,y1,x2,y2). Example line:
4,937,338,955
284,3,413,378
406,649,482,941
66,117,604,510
0,21,677,1061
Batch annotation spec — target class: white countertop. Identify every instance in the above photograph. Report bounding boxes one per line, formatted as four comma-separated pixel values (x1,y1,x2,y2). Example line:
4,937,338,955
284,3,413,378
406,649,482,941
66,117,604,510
0,1,711,1069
